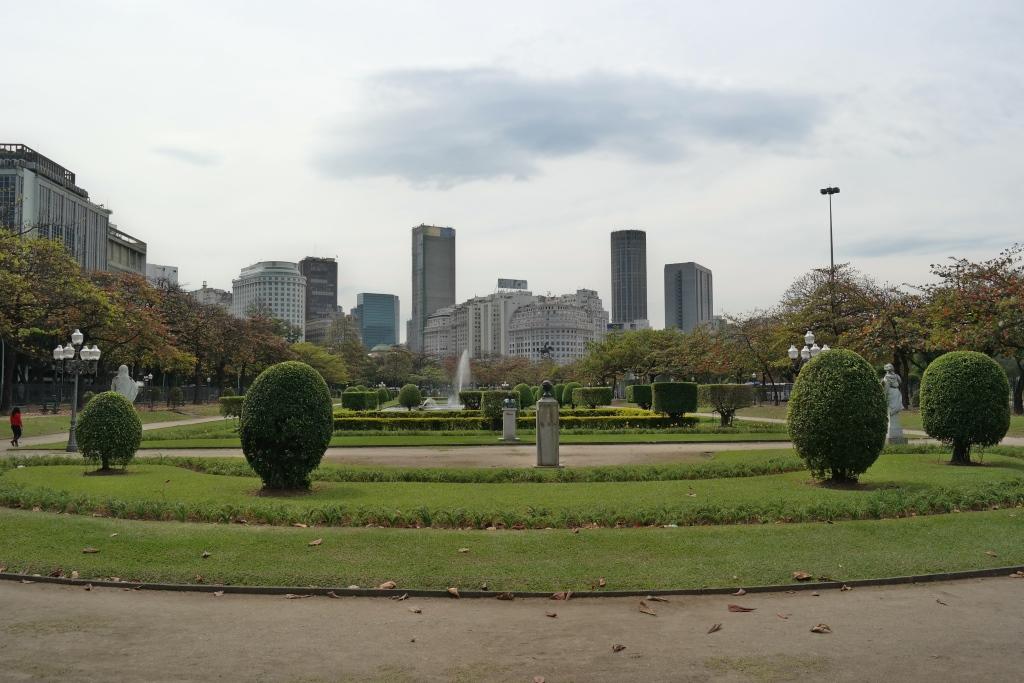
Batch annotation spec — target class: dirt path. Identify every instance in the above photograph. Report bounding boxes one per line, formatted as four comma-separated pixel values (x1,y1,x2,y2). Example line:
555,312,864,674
2,577,1022,681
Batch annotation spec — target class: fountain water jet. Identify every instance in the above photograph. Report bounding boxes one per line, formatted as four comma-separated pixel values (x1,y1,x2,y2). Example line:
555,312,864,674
448,349,471,408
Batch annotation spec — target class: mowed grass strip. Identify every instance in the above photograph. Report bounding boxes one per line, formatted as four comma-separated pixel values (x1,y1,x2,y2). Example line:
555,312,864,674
17,405,222,438
3,454,1023,527
1,507,1021,591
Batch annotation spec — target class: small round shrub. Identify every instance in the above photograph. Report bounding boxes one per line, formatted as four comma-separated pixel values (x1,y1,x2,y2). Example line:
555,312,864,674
626,384,652,410
168,386,184,407
221,386,236,398
562,382,582,408
514,383,533,408
531,386,541,402
573,386,613,408
920,351,1010,465
459,390,483,410
398,384,422,410
76,391,142,470
787,349,887,482
376,387,390,405
553,383,566,405
240,361,333,490
699,384,754,426
652,382,698,420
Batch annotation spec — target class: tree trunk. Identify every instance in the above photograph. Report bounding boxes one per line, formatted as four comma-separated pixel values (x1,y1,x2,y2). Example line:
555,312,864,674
951,440,972,465
896,353,911,409
1,342,15,412
1014,359,1024,416
193,363,203,404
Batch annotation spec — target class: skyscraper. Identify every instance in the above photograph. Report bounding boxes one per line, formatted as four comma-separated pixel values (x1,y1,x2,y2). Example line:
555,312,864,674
664,262,713,332
610,229,647,324
409,224,456,351
352,293,400,348
231,261,307,338
298,256,339,321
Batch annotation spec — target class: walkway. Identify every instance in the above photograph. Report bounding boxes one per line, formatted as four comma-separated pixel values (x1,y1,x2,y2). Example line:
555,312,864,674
1,416,228,453
2,576,1021,681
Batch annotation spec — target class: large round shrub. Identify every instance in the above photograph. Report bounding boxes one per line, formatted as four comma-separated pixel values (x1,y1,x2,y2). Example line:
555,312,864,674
240,361,333,490
514,383,534,409
787,349,887,482
920,351,1010,465
562,382,582,408
76,391,142,471
398,384,422,410
376,387,390,405
652,382,698,421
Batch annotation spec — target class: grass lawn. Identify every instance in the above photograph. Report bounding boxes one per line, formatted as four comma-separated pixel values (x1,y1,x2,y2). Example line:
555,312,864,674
18,404,222,438
1,507,1021,590
4,453,1023,528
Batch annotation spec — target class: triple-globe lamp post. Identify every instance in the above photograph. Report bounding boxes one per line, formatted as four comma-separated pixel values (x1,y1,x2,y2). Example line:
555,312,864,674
787,330,830,375
52,329,101,452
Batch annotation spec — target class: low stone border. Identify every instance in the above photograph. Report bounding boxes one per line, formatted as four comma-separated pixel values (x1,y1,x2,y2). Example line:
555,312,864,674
3,564,1022,598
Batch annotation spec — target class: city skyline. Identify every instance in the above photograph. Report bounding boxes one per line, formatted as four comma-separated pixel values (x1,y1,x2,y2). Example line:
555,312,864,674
3,2,1022,333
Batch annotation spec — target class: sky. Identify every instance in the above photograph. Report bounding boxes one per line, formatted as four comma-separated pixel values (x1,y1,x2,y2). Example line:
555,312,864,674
4,0,1023,337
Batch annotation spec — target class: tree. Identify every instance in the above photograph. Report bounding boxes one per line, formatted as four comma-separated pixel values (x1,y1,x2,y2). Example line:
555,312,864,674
325,315,372,384
718,310,789,403
398,383,422,410
291,342,348,386
373,347,414,387
780,263,876,346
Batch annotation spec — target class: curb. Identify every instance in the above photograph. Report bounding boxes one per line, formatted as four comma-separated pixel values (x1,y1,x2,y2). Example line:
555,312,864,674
3,564,1022,598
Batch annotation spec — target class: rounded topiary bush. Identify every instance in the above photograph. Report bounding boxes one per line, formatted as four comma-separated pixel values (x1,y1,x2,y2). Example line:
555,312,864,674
398,384,422,410
920,351,1010,465
562,382,582,408
76,390,142,471
240,361,333,490
377,387,390,405
787,349,887,483
514,383,533,409
553,383,566,405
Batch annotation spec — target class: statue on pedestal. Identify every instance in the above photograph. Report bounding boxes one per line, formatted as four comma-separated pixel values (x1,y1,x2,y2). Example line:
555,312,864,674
111,365,139,403
881,363,906,444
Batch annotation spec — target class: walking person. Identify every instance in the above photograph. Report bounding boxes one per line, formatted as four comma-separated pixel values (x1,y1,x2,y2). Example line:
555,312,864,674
9,407,23,447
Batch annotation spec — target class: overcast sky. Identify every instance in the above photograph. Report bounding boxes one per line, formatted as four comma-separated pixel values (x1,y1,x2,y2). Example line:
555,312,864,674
5,1,1022,336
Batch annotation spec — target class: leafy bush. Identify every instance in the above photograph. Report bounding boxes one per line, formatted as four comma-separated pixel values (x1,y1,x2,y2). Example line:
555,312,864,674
168,386,184,407
459,390,482,409
149,386,163,403
335,416,485,431
341,391,379,411
76,391,142,470
652,382,698,420
531,386,541,402
562,382,582,408
626,384,652,410
514,383,534,409
553,383,565,404
398,384,422,410
219,395,244,419
376,387,390,405
481,390,517,429
572,386,613,408
557,408,651,417
787,349,887,482
221,387,236,398
518,415,695,430
81,390,95,406
240,361,333,490
699,384,755,426
920,351,1011,465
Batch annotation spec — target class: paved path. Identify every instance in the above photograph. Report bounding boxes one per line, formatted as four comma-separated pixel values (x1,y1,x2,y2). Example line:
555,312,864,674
1,416,228,452
2,576,1022,681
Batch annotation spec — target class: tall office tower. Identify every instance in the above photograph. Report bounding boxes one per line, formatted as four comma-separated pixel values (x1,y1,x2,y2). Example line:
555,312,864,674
664,262,714,332
610,229,647,324
409,224,456,352
298,256,339,321
231,261,307,339
352,293,400,348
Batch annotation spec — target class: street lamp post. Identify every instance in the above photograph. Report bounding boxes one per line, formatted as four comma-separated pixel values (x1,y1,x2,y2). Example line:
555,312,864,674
787,330,831,376
819,186,840,274
52,329,101,452
144,373,154,410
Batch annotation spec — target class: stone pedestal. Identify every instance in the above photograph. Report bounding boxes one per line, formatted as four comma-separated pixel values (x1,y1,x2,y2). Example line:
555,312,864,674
501,408,519,442
887,412,907,445
535,396,560,467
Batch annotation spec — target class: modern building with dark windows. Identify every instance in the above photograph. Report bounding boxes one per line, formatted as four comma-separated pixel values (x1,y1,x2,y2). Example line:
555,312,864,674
351,293,400,349
1,143,145,273
664,262,714,332
610,229,647,326
298,256,339,321
409,224,456,352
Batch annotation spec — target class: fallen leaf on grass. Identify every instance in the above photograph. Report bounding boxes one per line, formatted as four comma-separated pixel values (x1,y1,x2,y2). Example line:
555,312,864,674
326,591,340,599
292,523,308,528
308,538,323,547
284,593,313,599
82,547,99,554
70,571,79,580
936,599,948,606
109,533,118,537
551,591,572,601
599,577,607,588
495,592,515,600
792,571,812,581
48,568,63,577
390,593,409,601
458,547,470,553
234,518,247,525
645,595,669,602
733,588,747,596
810,623,832,634
639,600,657,616
727,604,755,612
194,575,204,584
201,551,211,559
409,607,422,614
840,584,852,592
213,591,224,597
707,623,722,634
479,582,489,591
985,550,998,558
612,644,626,652
545,611,557,618
447,587,460,598
377,580,397,590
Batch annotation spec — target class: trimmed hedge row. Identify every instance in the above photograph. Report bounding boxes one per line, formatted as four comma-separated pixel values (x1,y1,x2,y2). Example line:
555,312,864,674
459,390,482,409
340,391,379,411
626,384,652,409
699,384,755,426
572,386,613,408
653,382,698,418
334,415,699,431
219,395,244,419
335,417,486,431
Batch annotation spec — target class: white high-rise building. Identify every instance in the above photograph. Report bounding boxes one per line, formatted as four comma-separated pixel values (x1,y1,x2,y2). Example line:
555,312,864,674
231,261,306,338
508,289,609,364
422,290,536,359
146,263,178,286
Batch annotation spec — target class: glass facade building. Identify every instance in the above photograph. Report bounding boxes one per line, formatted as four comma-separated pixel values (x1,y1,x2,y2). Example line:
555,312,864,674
298,256,339,321
610,229,647,325
352,293,400,348
409,224,456,352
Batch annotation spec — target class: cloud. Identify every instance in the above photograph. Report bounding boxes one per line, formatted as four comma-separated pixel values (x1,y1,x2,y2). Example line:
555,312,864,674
153,146,220,166
314,68,824,187
846,232,1014,258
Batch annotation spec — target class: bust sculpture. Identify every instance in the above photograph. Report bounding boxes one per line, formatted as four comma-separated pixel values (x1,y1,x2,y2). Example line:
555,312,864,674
111,364,139,403
541,380,555,399
881,363,902,415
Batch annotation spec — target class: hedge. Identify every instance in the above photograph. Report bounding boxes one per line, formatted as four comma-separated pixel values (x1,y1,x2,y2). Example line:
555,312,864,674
335,417,485,431
626,384,652,409
340,391,379,411
519,415,696,430
481,389,517,429
699,384,754,426
562,382,582,407
553,383,566,405
459,390,483,410
652,382,698,418
572,386,613,408
219,395,244,419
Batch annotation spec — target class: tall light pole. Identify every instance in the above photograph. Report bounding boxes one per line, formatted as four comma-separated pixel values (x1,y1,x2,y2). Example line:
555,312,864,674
53,329,101,452
819,186,840,274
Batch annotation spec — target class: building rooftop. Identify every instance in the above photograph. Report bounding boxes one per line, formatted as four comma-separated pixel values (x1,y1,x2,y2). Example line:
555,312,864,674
0,144,90,199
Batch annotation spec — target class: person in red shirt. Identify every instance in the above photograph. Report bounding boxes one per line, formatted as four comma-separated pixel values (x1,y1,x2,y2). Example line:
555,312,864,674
9,407,22,447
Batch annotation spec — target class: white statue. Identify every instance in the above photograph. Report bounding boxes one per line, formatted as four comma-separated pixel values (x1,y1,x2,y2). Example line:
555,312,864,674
881,363,906,444
111,365,139,403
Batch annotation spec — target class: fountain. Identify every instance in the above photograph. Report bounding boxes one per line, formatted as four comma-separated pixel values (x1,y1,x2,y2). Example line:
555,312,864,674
448,349,471,409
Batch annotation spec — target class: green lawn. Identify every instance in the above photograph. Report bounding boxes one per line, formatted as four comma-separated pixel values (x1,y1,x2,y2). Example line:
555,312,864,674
18,404,222,438
1,507,1021,590
4,453,1022,528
